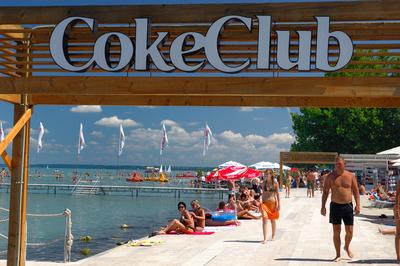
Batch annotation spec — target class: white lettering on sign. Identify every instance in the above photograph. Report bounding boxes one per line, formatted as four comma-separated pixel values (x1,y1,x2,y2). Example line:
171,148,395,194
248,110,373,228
50,15,354,73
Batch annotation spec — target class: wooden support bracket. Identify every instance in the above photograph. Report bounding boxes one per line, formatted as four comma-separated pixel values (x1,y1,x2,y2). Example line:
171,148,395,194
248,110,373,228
1,150,12,171
0,94,21,104
0,108,32,155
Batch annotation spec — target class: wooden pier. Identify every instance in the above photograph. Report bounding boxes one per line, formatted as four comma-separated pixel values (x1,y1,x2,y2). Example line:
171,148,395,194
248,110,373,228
0,183,228,199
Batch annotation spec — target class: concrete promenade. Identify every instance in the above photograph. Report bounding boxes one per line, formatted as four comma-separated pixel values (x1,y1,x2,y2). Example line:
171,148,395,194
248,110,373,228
1,188,397,266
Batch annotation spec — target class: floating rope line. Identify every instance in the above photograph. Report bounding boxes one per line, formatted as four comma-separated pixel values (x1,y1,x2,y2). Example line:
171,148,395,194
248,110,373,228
0,207,73,262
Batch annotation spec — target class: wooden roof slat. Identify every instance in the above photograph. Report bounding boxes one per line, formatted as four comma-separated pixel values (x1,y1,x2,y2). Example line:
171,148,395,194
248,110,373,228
0,25,24,39
0,1,399,24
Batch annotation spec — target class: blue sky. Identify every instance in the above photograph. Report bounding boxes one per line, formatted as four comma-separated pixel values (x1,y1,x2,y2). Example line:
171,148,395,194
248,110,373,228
0,0,302,167
0,103,296,167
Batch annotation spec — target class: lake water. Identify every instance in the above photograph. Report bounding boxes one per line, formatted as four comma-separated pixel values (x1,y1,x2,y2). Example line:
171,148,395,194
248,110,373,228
0,166,222,262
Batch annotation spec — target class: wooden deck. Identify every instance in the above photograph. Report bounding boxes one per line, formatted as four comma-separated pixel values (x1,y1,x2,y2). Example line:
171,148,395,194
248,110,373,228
1,188,396,266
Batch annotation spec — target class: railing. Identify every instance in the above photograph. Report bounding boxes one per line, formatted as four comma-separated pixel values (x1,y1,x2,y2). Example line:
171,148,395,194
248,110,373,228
0,207,73,262
70,178,81,193
88,177,101,194
0,183,229,199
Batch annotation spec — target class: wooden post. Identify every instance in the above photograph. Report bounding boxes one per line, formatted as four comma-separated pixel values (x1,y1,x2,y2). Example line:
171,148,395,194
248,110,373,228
19,103,31,265
7,103,31,266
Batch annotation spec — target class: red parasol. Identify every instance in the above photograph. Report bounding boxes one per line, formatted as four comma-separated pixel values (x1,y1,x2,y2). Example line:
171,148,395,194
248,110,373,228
206,166,261,182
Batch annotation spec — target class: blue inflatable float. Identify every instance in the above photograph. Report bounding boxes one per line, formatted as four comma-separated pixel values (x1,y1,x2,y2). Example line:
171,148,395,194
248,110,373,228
210,211,236,222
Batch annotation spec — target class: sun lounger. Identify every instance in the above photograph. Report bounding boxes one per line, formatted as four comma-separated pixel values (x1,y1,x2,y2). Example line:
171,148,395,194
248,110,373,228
372,199,395,208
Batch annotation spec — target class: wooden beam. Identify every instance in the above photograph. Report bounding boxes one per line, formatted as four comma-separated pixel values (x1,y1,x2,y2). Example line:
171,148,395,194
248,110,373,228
0,108,31,156
2,77,400,97
0,94,20,104
1,150,12,171
27,94,400,108
0,1,399,24
280,151,338,164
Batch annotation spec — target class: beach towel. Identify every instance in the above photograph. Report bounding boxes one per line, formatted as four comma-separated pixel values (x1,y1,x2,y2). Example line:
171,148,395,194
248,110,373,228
128,239,164,247
166,231,215,235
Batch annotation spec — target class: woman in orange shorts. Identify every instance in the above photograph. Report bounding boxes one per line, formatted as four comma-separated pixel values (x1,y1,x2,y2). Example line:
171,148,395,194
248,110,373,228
261,169,280,244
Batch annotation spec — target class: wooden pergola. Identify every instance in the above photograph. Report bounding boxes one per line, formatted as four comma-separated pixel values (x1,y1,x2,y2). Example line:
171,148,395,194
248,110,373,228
1,1,400,265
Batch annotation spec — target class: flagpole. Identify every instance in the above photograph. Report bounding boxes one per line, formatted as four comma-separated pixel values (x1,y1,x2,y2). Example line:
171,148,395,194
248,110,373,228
75,123,85,183
117,126,121,180
75,125,80,184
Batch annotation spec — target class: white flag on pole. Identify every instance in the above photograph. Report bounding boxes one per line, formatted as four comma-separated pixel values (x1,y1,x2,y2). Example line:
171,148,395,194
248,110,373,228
0,122,4,142
78,123,85,155
203,122,213,157
37,122,45,153
160,123,168,155
118,124,125,156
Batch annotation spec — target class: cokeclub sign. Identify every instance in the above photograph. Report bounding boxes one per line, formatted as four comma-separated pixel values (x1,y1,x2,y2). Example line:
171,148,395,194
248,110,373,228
50,16,354,73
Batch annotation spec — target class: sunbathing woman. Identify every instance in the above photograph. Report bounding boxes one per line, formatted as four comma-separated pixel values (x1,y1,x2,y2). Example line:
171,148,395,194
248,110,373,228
225,193,258,219
236,198,261,219
217,201,227,211
190,200,205,232
158,202,195,234
261,169,280,244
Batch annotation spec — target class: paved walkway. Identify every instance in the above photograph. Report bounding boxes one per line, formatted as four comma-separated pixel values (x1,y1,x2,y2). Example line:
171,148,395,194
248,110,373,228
1,188,397,265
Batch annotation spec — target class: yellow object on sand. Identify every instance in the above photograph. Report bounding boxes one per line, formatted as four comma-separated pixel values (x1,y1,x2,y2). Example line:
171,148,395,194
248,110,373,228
128,239,164,247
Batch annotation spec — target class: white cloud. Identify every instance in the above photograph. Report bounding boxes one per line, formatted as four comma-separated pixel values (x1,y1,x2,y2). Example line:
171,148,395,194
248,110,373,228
239,107,266,112
29,137,69,154
266,133,295,143
219,130,243,143
90,130,104,138
239,107,272,112
245,134,267,144
161,119,179,127
239,107,256,112
187,122,200,126
136,106,157,109
95,116,140,127
70,105,102,113
31,127,50,135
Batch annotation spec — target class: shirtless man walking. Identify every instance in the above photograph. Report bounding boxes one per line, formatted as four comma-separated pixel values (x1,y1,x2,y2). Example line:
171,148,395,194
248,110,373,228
321,156,360,262
306,171,315,198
